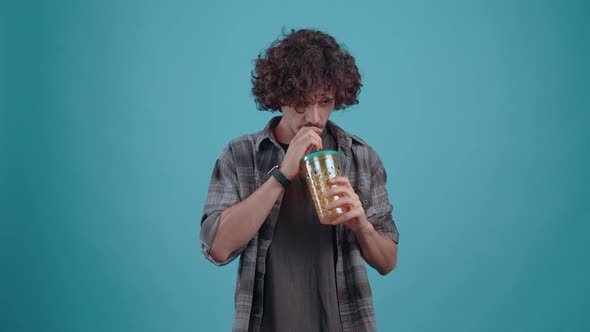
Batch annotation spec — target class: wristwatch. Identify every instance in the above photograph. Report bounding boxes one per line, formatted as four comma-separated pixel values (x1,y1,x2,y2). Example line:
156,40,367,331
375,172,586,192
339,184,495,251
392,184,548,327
267,165,291,188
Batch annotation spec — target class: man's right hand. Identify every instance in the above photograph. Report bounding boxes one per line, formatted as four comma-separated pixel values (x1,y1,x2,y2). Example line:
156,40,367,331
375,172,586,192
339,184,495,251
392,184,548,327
279,126,324,179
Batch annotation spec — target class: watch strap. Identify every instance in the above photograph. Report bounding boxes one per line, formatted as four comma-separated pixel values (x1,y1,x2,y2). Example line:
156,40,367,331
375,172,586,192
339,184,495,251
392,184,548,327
268,165,291,188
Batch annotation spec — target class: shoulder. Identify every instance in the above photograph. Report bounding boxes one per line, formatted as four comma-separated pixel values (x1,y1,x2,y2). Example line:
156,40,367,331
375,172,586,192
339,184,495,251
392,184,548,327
350,135,383,171
226,131,260,150
331,123,380,158
217,130,264,164
331,123,385,174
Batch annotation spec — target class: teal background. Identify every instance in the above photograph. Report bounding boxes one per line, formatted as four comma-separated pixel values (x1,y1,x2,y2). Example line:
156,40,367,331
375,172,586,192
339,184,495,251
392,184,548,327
4,0,589,331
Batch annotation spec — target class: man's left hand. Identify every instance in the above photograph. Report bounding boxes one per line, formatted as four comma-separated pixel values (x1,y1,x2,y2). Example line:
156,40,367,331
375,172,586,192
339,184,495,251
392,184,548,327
324,176,373,234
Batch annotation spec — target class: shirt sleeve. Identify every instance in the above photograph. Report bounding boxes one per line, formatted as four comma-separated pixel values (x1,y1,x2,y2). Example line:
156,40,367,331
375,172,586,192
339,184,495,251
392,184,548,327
364,149,400,245
200,152,245,266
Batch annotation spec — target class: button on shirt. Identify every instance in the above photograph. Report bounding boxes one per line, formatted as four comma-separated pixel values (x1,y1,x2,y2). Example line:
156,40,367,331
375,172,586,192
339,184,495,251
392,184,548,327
200,117,400,332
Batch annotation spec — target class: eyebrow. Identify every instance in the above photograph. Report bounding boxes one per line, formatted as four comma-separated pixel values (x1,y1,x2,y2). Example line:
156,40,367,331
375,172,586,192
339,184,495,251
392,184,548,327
305,92,335,104
316,94,334,99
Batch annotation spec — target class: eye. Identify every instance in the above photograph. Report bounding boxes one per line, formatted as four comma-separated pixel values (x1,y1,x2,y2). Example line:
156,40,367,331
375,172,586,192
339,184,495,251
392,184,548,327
320,98,334,104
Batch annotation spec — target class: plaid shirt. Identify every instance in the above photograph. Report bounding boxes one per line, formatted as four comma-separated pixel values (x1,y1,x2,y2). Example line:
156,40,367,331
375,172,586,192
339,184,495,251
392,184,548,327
200,117,399,332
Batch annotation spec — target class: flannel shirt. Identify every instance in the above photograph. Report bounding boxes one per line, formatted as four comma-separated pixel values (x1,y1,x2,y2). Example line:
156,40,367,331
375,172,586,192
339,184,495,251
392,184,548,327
200,117,399,331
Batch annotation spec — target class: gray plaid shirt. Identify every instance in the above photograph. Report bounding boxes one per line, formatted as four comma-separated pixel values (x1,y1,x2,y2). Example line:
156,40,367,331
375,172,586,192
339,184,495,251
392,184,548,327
200,117,400,332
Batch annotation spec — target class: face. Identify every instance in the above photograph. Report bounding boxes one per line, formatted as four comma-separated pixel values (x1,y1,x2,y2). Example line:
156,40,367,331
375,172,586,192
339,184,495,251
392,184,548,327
277,87,336,141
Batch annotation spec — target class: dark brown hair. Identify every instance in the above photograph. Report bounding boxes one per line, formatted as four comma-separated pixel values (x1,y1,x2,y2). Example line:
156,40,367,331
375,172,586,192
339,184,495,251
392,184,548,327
251,29,362,112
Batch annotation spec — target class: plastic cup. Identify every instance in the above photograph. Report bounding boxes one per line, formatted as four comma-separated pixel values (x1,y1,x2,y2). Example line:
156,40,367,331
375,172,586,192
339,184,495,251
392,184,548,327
300,150,348,224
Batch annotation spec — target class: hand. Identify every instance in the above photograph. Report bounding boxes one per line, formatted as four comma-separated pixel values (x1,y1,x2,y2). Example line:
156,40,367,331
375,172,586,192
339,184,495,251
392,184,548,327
279,126,323,179
324,176,373,234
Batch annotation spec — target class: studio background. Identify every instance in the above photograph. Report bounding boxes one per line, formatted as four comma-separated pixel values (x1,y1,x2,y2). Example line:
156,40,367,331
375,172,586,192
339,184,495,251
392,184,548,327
3,0,589,331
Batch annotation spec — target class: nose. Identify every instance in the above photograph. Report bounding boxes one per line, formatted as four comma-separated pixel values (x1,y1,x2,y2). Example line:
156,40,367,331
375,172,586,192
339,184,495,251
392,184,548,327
305,103,321,126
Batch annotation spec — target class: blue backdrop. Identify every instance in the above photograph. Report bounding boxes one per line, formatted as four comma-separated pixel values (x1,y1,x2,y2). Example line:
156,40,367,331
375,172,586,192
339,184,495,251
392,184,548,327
4,0,589,331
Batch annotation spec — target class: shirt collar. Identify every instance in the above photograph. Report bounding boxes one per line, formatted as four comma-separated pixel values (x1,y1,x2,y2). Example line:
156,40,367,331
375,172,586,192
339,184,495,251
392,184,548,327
255,116,282,152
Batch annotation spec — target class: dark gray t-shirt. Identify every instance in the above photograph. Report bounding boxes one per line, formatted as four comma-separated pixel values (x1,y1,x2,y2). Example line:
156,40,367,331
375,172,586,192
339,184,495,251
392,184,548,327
260,131,343,332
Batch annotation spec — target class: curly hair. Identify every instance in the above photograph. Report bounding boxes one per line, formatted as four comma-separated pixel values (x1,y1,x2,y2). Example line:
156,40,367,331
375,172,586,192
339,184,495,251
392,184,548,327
251,29,362,112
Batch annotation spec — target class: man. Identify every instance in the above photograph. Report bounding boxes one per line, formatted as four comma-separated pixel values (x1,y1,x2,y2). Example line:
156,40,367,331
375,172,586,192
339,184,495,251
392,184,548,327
200,29,400,332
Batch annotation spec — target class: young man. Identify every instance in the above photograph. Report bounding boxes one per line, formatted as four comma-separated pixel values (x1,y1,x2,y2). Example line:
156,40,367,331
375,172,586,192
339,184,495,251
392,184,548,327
200,29,400,332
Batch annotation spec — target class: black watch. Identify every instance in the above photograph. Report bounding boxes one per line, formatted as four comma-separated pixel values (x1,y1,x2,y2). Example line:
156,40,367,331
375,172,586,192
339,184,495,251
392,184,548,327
267,165,291,188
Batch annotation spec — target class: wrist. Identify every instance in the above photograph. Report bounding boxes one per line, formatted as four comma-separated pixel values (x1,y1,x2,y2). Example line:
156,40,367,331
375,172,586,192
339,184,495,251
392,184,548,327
268,165,291,188
279,163,297,180
355,220,374,235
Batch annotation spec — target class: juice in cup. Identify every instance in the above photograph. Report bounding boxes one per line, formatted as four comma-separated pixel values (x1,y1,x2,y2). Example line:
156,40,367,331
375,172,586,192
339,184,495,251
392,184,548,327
300,150,348,224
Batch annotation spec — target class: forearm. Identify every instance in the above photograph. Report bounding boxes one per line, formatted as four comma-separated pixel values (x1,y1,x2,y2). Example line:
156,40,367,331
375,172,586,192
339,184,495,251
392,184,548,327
209,176,284,262
354,220,398,275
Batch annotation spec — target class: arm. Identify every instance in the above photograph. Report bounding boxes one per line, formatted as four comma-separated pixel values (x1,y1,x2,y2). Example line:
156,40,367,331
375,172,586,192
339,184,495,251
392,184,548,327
201,126,323,265
209,175,284,262
325,177,399,275
347,215,398,275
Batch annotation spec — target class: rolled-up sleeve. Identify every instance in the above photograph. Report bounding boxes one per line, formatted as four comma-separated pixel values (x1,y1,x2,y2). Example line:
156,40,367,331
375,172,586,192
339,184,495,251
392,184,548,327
365,150,400,245
200,154,244,266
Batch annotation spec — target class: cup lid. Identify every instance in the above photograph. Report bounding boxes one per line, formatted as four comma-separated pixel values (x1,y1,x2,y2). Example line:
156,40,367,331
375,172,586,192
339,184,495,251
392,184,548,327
300,150,341,164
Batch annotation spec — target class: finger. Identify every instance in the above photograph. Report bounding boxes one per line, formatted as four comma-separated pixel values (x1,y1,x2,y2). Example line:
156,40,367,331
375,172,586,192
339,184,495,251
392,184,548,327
306,135,322,154
324,185,356,198
309,130,322,150
301,125,324,135
299,126,322,137
311,126,324,134
328,176,351,186
294,132,321,155
330,208,362,225
325,196,358,210
315,135,323,151
298,129,322,151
